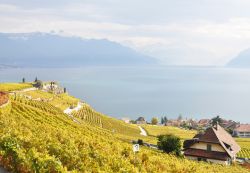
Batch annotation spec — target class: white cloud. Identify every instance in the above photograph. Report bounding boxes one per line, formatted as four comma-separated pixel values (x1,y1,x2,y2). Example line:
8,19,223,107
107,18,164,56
1,1,250,65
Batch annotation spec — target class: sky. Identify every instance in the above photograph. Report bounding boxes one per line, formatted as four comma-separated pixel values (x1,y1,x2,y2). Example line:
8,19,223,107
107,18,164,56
1,0,250,66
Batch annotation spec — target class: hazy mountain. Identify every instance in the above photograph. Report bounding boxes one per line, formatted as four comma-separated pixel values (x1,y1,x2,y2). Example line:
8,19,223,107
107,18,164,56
227,48,250,68
0,32,157,67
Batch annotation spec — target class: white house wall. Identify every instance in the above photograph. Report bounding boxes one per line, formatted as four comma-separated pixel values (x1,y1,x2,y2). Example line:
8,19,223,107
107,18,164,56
190,142,225,152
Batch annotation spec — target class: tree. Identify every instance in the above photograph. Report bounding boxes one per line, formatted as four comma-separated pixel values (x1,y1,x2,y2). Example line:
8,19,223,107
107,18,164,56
177,114,182,122
164,116,168,123
157,134,181,156
137,139,144,145
64,87,67,93
151,117,158,125
211,115,222,126
34,80,43,89
161,116,168,124
34,77,38,82
161,117,164,124
130,120,136,124
22,78,25,83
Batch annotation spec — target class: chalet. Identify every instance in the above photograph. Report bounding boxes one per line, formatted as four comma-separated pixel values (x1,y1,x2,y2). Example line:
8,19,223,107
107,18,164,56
136,117,146,124
233,124,250,138
183,124,240,165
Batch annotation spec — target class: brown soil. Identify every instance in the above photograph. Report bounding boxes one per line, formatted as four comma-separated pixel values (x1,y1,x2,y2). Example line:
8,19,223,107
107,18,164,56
0,92,8,106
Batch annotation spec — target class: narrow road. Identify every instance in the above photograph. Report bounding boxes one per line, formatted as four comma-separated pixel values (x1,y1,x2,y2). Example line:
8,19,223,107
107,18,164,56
64,102,83,115
10,87,38,93
138,126,147,136
63,102,84,124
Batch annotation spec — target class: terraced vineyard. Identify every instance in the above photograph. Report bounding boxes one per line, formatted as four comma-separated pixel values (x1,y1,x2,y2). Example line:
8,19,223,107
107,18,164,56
72,103,156,143
236,138,250,159
0,83,249,172
23,90,79,110
0,83,33,91
142,124,197,140
238,148,250,158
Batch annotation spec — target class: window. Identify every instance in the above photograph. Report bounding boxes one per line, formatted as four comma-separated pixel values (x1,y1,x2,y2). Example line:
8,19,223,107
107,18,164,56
207,144,212,151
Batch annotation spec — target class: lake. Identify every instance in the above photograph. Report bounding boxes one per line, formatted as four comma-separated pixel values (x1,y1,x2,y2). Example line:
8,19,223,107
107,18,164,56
0,66,250,123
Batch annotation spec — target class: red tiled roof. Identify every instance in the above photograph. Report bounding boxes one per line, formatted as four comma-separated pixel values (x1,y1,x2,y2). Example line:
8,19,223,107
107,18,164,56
235,124,250,132
184,148,229,161
198,119,210,124
184,124,241,158
198,128,220,144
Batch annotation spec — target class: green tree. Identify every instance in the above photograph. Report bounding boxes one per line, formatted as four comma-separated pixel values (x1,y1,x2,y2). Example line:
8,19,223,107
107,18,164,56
137,139,143,145
34,80,43,89
157,134,181,156
130,120,136,124
211,115,222,126
177,114,182,121
164,116,168,123
22,78,25,83
161,117,164,124
151,117,158,125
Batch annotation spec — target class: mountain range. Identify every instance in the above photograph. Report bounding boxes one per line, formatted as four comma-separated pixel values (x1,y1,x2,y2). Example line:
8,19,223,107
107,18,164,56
0,32,157,67
227,48,250,68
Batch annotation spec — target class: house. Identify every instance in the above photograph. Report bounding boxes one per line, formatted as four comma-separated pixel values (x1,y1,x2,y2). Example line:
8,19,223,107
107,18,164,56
233,124,250,138
136,117,146,124
180,119,199,129
223,120,238,130
34,81,64,94
0,92,8,107
165,119,181,127
183,124,241,165
198,119,210,127
189,119,199,129
42,81,58,90
121,117,130,124
219,119,238,130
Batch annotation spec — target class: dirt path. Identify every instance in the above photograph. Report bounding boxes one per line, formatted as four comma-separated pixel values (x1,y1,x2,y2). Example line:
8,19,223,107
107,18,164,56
64,102,83,114
63,102,84,124
138,126,147,136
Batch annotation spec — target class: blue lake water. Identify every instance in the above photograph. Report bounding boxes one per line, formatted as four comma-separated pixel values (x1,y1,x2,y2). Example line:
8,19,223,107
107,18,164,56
0,66,250,123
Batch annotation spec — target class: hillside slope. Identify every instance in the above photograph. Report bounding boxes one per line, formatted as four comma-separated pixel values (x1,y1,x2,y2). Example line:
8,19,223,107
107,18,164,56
0,86,248,172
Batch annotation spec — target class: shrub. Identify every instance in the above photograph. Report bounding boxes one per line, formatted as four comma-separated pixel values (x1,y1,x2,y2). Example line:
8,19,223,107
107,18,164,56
151,117,158,125
157,134,181,156
137,139,144,145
